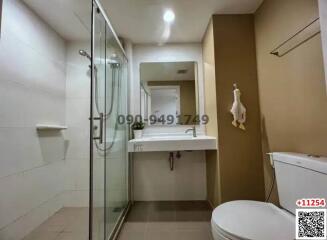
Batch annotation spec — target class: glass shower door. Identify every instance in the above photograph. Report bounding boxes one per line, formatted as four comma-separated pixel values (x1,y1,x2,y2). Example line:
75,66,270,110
91,5,106,240
104,26,129,238
90,1,129,240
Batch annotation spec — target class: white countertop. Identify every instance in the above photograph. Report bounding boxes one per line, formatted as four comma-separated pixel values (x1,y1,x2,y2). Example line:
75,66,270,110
128,135,217,152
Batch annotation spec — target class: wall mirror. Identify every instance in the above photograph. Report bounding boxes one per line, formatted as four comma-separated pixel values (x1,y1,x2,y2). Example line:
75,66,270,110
140,61,199,125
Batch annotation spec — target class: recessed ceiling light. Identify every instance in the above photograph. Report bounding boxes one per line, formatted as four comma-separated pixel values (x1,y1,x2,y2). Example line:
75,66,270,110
163,10,175,23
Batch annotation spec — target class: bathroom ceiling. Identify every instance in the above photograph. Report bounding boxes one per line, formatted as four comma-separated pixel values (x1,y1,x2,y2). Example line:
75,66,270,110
22,0,263,43
22,0,91,41
102,0,263,43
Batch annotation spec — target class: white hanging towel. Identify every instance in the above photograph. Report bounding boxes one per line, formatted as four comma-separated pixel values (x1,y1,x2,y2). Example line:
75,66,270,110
230,88,246,130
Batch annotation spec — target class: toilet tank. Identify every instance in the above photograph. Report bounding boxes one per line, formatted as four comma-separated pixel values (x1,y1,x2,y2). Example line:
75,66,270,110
271,152,327,214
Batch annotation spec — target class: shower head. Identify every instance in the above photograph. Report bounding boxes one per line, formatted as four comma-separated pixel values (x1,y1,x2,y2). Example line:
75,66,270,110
107,53,121,67
79,50,121,68
79,50,91,61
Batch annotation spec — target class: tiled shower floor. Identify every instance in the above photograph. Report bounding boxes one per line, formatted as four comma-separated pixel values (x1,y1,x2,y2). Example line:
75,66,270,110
23,207,89,240
118,201,214,240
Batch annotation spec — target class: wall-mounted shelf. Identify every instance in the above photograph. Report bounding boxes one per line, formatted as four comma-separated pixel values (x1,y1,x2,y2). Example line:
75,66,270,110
36,124,67,130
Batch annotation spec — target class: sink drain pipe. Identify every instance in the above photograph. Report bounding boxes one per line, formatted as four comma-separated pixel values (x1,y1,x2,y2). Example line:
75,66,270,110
169,152,174,171
168,151,182,171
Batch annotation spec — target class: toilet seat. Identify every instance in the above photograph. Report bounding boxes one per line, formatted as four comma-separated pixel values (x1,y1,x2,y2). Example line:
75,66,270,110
212,223,242,240
211,201,295,240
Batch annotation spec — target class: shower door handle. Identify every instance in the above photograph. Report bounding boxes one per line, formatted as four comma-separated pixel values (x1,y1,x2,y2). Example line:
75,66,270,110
93,113,104,144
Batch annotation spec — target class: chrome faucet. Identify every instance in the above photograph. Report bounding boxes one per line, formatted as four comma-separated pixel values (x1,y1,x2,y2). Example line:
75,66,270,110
185,126,197,137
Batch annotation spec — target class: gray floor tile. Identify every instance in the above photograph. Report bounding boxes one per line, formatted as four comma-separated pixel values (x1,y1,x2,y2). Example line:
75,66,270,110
174,229,212,240
118,230,145,240
145,230,175,240
22,207,89,240
22,230,60,240
55,232,88,240
146,222,176,232
122,222,147,232
118,201,213,240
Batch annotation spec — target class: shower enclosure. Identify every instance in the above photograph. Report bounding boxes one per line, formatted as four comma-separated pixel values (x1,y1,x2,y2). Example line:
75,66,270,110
90,1,129,239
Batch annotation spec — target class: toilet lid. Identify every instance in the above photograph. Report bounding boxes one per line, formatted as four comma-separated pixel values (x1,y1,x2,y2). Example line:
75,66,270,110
212,201,295,240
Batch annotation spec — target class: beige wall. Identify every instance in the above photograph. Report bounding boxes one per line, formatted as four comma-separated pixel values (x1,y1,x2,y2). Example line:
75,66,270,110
203,15,265,206
202,20,221,206
255,0,327,203
213,15,265,203
319,0,327,92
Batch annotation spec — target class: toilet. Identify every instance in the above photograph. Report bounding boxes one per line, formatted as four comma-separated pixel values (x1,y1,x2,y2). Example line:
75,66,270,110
211,152,327,240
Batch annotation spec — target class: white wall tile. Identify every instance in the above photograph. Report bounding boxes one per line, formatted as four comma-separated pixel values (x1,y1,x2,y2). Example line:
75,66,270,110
63,128,89,160
0,0,67,238
66,66,91,100
0,25,66,96
62,190,89,207
66,41,91,100
65,99,90,128
63,41,91,207
2,0,66,62
63,158,89,191
0,161,65,229
0,81,65,129
0,127,66,178
0,81,29,127
0,193,63,240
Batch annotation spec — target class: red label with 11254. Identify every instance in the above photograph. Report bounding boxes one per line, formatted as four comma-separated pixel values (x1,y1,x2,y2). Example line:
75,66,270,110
296,198,326,208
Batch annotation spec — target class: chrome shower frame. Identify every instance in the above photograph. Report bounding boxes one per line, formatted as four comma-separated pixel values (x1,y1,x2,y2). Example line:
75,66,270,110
89,1,130,240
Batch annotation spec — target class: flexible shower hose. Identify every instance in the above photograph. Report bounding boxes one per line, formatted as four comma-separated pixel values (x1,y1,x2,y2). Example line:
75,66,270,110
94,64,117,120
94,64,122,152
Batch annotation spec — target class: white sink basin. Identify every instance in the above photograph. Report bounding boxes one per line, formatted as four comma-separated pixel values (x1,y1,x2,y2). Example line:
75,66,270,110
128,135,217,152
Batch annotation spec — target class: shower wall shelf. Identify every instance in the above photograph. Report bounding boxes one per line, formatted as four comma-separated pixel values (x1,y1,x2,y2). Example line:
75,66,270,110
36,124,67,130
